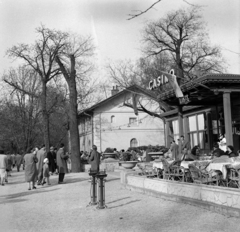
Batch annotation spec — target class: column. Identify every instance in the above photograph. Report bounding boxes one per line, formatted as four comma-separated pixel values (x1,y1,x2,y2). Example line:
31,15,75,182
206,111,213,149
165,121,170,147
178,106,184,137
223,91,233,145
183,117,188,141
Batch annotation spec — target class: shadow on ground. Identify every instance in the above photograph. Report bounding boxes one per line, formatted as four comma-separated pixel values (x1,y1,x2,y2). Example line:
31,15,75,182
107,199,141,209
107,197,131,204
0,188,60,199
0,198,27,205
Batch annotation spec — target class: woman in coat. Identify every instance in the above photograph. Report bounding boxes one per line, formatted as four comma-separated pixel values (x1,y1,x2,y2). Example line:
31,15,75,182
24,148,38,190
56,143,69,184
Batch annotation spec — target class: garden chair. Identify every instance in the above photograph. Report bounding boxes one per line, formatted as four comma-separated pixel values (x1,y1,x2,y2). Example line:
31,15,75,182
189,164,221,185
170,164,185,182
227,168,240,188
137,163,156,178
161,158,172,180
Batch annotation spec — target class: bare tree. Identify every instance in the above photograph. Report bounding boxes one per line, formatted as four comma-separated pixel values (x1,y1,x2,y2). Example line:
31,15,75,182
1,66,42,152
6,25,68,151
55,34,95,172
142,7,226,82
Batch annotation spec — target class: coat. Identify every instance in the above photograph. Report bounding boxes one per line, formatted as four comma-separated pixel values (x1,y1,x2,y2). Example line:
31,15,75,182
0,154,7,169
15,154,23,166
47,151,56,173
89,150,100,173
36,148,46,176
56,148,68,173
24,153,38,182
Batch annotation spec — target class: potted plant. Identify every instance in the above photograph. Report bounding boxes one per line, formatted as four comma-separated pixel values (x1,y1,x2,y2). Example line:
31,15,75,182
119,152,138,169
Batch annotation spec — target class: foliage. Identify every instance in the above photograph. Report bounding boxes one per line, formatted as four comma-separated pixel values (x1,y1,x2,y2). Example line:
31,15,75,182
127,145,168,154
104,147,114,153
120,152,138,162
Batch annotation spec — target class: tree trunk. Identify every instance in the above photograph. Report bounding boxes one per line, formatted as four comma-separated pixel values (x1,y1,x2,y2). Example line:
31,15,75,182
67,77,81,172
55,55,81,172
41,82,50,152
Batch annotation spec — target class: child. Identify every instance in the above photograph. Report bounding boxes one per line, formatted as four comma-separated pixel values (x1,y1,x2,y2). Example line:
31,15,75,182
42,158,50,185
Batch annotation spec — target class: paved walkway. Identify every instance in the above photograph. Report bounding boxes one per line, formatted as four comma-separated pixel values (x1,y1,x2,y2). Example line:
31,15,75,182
1,168,240,232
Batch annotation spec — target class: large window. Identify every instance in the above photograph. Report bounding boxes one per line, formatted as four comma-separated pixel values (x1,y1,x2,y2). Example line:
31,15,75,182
189,113,205,148
130,138,138,147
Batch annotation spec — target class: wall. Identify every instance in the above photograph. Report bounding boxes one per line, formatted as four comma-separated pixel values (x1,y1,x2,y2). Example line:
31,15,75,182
121,170,240,218
92,92,164,152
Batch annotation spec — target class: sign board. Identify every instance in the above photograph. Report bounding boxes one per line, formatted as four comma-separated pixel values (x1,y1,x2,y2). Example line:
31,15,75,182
149,69,184,98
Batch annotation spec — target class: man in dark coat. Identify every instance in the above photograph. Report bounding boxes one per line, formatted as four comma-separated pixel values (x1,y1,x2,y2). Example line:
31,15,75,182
47,146,56,174
56,143,69,184
89,145,100,173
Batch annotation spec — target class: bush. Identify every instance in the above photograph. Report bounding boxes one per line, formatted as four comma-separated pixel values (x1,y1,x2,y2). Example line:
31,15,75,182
104,147,114,153
120,152,138,161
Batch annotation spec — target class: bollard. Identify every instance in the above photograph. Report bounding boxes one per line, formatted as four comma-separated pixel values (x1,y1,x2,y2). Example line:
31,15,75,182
96,170,108,209
87,170,98,206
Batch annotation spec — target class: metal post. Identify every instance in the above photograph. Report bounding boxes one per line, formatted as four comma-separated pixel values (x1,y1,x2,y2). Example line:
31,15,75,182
87,170,98,206
96,170,107,209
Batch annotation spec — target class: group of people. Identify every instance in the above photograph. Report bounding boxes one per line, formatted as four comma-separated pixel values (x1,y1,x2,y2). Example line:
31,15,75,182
0,151,23,186
24,143,70,190
163,134,239,162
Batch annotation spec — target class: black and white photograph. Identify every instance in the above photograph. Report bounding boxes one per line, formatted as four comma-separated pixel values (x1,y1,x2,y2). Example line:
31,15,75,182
0,0,240,231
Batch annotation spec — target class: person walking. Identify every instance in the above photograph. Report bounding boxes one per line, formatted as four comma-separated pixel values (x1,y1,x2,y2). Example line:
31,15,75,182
88,145,100,173
56,143,69,184
24,148,38,190
47,146,56,175
15,153,23,172
36,145,47,185
0,148,8,186
42,158,51,185
6,154,13,178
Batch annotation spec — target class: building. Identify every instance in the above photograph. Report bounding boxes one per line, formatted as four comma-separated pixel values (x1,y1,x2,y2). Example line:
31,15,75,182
154,74,240,153
78,85,165,152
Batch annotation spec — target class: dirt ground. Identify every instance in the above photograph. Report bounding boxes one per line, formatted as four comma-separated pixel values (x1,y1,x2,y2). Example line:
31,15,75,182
1,168,240,232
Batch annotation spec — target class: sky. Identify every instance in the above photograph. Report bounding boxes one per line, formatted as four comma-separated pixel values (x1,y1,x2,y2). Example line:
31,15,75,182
0,0,239,82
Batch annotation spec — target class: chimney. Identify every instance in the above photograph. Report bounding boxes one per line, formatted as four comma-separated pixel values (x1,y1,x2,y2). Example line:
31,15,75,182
111,85,119,96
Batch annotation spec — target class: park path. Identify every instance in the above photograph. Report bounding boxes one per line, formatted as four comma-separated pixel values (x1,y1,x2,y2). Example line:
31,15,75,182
0,168,240,232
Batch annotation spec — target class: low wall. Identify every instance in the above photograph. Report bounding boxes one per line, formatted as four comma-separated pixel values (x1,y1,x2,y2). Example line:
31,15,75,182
82,161,121,173
121,170,240,218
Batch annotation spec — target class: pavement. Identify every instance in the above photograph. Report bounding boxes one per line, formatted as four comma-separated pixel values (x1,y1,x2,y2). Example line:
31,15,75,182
1,168,240,232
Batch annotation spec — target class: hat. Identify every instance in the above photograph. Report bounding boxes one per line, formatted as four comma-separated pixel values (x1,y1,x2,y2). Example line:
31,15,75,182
43,158,48,163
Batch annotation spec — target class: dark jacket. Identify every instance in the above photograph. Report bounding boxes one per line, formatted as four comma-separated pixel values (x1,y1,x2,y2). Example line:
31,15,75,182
89,150,100,173
212,148,225,157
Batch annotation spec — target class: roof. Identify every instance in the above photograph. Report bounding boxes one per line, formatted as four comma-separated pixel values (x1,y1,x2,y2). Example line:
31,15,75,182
78,84,159,116
158,74,240,101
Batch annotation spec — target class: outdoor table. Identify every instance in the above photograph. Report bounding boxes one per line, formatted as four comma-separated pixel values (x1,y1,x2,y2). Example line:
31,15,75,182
152,160,174,170
206,162,233,179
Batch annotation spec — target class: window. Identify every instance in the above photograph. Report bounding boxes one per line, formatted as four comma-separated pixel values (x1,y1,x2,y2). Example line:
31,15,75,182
111,115,115,123
129,117,137,126
189,113,205,149
172,120,179,141
130,138,138,147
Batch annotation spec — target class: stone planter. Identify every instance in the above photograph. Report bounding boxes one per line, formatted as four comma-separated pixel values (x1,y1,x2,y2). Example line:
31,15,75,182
120,161,138,169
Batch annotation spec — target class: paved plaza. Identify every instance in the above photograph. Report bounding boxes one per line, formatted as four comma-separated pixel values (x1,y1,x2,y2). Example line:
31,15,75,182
1,169,240,232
